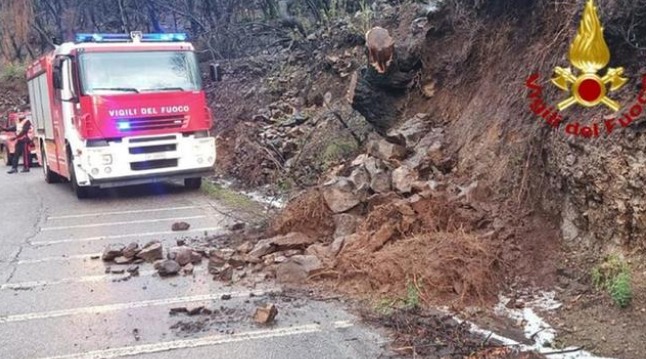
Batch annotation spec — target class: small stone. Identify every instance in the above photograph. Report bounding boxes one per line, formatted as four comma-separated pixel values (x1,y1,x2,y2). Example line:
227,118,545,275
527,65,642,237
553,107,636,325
157,260,181,277
370,171,392,193
249,239,275,258
123,242,139,259
127,265,140,275
190,251,203,264
201,308,213,315
137,242,163,262
187,306,205,316
90,255,101,260
253,304,278,324
102,243,125,261
183,263,194,275
174,248,193,266
228,222,246,231
236,241,254,254
367,138,406,161
111,268,125,274
221,294,232,300
214,264,234,282
169,307,188,315
566,154,577,166
172,222,190,231
228,255,247,268
176,239,186,246
208,254,227,274
113,256,133,265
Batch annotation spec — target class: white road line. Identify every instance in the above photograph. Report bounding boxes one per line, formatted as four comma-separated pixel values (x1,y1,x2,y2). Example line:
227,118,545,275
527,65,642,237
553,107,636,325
40,215,206,231
0,290,278,323
47,205,209,220
17,253,101,265
333,320,354,329
31,226,224,246
40,324,322,359
0,267,206,290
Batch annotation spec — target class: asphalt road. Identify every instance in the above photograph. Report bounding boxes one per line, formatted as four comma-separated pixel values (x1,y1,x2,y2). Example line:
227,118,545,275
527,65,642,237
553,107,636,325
0,166,388,359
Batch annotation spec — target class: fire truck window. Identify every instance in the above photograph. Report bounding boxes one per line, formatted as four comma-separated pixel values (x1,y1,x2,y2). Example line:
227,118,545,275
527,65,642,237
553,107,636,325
79,51,201,95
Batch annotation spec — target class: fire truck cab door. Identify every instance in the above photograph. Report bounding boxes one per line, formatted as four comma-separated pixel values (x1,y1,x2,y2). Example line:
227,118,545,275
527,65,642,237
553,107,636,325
55,56,77,178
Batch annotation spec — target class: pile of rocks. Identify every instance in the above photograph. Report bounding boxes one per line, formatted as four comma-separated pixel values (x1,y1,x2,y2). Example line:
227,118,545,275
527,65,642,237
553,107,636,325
207,232,322,284
102,240,205,277
321,113,448,214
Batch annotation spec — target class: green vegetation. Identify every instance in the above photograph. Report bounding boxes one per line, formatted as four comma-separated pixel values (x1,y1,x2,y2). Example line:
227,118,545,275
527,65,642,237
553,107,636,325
320,137,358,165
1,62,25,81
591,254,633,308
373,280,422,314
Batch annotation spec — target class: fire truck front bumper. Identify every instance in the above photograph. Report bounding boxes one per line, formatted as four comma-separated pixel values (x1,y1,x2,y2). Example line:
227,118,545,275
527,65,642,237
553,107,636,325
89,168,214,188
76,133,216,188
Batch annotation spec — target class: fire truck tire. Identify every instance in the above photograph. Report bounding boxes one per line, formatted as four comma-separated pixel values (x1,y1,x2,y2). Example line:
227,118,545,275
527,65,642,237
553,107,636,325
4,147,12,166
42,148,59,183
184,177,202,190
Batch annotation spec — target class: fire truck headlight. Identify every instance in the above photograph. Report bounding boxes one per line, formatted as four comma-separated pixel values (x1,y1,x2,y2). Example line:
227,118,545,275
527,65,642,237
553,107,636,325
197,157,204,164
104,167,112,174
101,155,113,165
91,168,99,176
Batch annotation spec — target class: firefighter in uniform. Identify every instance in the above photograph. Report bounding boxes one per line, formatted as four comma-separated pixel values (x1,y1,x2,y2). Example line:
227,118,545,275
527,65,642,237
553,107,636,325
2,113,33,174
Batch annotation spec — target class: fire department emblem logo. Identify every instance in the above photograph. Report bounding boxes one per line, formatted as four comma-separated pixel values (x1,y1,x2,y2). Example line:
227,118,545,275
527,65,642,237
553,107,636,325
551,0,627,111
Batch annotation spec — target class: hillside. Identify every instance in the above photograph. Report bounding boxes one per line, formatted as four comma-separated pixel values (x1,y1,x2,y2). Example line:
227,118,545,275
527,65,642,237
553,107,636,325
2,0,646,357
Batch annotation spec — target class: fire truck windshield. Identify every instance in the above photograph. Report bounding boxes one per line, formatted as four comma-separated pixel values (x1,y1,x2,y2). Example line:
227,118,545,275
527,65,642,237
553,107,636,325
79,51,201,95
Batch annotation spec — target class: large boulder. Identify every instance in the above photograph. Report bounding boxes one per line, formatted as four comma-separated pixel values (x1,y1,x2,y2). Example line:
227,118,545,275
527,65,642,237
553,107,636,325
370,171,392,193
367,138,406,162
392,166,418,194
322,177,363,213
386,113,431,148
276,255,323,283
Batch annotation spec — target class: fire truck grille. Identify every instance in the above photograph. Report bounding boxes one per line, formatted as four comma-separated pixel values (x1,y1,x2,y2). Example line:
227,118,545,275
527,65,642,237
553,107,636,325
119,116,186,132
129,144,177,155
130,159,178,171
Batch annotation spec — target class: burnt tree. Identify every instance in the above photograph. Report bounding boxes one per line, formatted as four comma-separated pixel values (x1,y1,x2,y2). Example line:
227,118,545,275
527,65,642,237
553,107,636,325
350,27,420,136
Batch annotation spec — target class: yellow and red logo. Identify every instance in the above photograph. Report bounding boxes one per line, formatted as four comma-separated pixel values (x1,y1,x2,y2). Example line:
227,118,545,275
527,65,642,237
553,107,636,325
526,0,646,138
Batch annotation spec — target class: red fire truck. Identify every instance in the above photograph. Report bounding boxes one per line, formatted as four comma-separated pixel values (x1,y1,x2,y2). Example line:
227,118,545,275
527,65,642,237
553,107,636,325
26,32,216,198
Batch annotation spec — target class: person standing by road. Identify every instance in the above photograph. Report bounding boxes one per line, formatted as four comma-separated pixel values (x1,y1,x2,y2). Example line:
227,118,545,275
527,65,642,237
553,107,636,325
1,113,33,174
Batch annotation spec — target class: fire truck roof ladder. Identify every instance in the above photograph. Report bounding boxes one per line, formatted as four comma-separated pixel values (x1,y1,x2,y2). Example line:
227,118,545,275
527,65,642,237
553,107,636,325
74,32,188,44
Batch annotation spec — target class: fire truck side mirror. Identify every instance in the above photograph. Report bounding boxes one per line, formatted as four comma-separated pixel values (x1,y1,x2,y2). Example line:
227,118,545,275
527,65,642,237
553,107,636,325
209,63,222,82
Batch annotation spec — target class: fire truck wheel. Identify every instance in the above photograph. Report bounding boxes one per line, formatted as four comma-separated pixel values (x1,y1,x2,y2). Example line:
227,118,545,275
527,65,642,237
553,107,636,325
184,177,202,190
42,149,59,183
4,147,12,166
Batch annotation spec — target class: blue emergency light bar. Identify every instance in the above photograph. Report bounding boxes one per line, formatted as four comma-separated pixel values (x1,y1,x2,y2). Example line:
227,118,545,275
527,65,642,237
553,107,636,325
75,32,188,43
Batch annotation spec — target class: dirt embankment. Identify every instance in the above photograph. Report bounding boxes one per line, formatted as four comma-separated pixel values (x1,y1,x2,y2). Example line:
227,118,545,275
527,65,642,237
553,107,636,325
208,1,646,357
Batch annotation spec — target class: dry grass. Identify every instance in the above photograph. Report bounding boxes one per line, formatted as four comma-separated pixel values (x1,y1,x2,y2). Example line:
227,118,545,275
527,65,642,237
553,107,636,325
270,188,335,240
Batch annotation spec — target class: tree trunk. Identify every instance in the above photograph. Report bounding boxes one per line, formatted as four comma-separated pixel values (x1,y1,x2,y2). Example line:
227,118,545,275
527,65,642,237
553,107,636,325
117,0,130,33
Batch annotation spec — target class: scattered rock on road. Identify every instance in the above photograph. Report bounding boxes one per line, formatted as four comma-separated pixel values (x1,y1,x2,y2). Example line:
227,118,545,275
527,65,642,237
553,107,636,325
127,265,140,276
102,244,125,261
183,263,194,275
113,256,133,265
123,242,139,259
137,241,164,262
157,260,181,277
172,222,191,231
253,304,278,324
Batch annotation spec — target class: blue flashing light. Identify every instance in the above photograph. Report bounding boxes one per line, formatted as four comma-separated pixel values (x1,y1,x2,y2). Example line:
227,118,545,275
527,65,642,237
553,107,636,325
75,32,188,44
117,121,131,131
